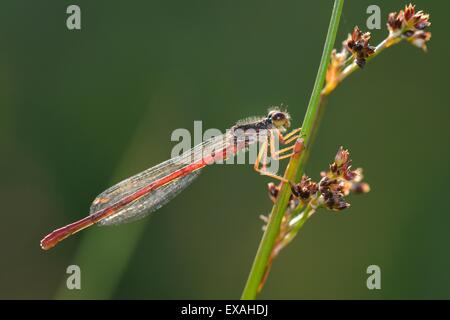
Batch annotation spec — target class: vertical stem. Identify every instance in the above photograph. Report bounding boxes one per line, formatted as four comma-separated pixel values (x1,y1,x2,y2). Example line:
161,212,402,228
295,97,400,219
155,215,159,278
241,0,344,300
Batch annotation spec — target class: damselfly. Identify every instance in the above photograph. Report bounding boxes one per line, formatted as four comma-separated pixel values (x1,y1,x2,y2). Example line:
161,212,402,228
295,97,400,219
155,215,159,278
40,109,301,250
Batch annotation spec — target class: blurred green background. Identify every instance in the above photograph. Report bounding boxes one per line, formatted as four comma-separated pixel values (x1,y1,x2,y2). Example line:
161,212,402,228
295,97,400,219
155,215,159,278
0,0,448,299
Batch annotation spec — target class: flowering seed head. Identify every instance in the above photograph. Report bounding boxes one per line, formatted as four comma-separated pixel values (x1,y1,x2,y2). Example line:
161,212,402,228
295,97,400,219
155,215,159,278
266,146,369,224
387,12,403,32
317,148,370,212
267,182,279,203
291,175,318,201
324,47,349,93
351,182,371,194
335,146,350,167
345,26,375,68
387,4,431,51
407,30,432,52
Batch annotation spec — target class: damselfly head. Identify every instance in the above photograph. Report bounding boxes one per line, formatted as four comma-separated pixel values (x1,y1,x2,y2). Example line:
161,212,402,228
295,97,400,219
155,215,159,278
267,109,291,130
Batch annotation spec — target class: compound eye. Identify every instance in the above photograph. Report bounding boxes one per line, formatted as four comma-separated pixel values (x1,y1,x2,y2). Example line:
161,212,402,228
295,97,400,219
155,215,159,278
268,110,277,118
271,112,285,122
270,111,290,129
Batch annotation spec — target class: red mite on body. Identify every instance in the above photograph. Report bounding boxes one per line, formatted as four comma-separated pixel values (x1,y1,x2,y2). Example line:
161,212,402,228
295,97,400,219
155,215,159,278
41,109,303,250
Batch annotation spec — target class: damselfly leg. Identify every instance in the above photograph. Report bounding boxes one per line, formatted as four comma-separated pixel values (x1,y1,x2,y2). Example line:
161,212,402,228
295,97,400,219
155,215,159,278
253,128,303,183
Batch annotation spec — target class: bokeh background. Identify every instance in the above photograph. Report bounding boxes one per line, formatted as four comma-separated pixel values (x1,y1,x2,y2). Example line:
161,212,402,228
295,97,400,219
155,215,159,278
0,0,449,299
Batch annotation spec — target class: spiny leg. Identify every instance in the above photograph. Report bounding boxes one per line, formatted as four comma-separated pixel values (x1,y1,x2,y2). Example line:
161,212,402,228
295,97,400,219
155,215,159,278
269,127,303,160
254,130,305,183
270,132,296,160
254,139,289,183
279,127,302,144
274,145,298,160
261,138,268,172
276,152,297,161
283,134,301,145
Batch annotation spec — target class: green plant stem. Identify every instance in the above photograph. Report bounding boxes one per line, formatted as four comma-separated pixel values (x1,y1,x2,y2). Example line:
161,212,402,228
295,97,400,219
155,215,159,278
279,204,315,251
240,0,344,300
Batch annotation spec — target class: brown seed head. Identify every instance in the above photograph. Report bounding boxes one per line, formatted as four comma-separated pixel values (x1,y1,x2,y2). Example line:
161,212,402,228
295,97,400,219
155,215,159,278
345,26,375,68
387,4,431,51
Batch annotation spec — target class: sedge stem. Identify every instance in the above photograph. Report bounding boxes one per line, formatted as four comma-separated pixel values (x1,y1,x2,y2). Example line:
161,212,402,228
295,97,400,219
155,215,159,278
240,0,344,300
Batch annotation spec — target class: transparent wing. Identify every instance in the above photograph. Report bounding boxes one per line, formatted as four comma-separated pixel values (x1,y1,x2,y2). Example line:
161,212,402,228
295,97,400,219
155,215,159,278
88,132,235,226
96,170,201,226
